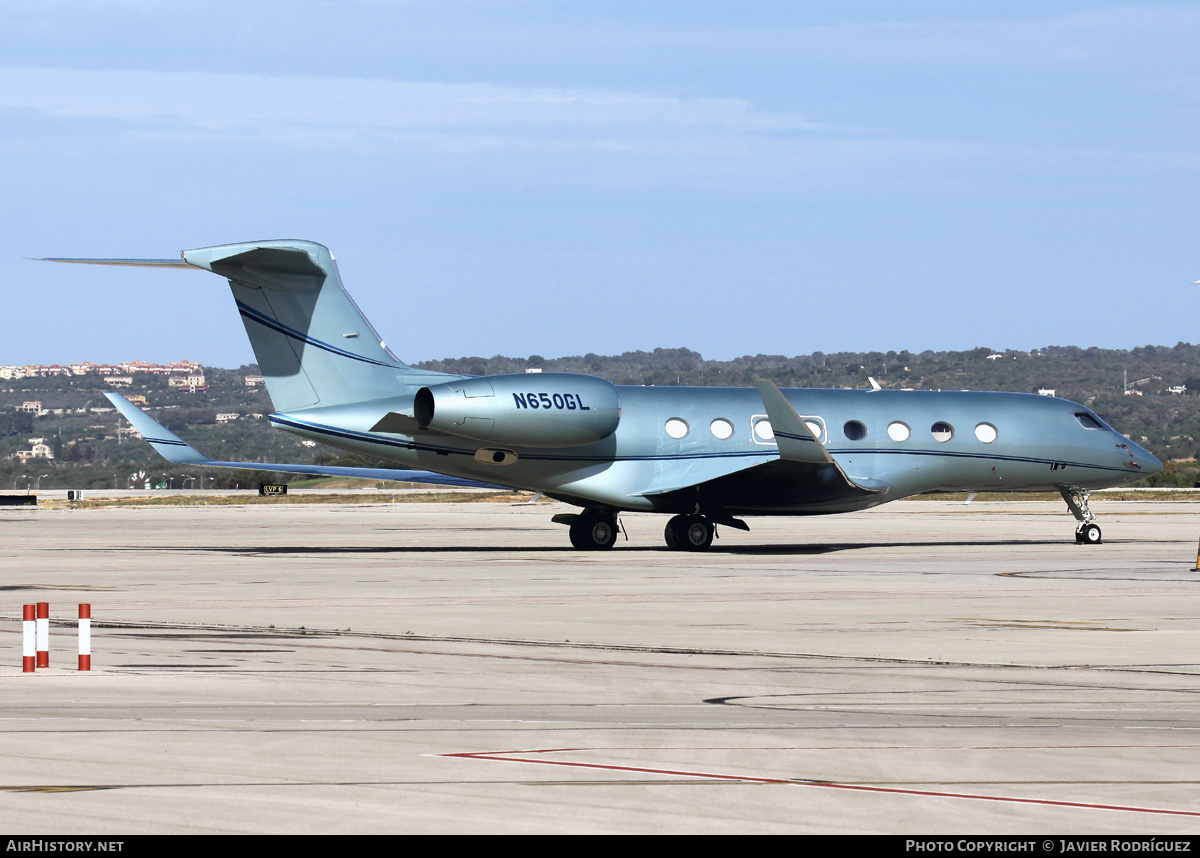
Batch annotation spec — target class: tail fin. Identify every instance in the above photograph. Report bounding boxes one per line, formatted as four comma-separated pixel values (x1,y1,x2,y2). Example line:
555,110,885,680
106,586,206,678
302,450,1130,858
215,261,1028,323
182,240,426,412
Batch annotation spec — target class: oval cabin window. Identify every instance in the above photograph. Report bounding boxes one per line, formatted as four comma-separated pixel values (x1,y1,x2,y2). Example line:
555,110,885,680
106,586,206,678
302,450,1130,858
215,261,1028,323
931,421,954,443
665,418,689,439
974,423,998,443
887,422,911,442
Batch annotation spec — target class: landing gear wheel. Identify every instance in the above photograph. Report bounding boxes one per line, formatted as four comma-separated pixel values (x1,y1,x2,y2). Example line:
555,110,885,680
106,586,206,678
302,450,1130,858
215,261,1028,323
1077,523,1102,545
664,514,714,551
569,513,618,550
1062,488,1103,546
664,515,684,550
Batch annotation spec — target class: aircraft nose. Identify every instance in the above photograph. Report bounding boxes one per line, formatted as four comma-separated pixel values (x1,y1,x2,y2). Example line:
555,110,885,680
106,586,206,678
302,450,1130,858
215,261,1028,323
1131,441,1162,476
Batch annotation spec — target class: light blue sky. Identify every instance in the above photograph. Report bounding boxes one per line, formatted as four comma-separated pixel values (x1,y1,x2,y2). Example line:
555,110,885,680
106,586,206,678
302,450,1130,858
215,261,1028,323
5,2,1200,367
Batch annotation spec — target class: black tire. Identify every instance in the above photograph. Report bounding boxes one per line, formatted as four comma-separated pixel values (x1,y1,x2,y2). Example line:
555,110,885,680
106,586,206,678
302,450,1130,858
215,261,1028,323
665,514,713,551
664,515,686,549
1079,523,1102,545
570,514,618,550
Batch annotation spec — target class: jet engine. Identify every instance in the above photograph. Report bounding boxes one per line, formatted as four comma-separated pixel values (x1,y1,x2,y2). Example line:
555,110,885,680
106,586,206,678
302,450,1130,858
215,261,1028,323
414,373,621,448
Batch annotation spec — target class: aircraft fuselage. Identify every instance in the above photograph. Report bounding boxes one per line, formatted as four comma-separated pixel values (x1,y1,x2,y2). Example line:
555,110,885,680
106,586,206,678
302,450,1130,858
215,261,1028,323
271,384,1157,515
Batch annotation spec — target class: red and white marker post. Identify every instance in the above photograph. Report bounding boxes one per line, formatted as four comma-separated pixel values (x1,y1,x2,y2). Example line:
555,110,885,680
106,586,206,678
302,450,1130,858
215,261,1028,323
22,605,35,672
35,602,48,668
78,604,91,671
19,603,94,672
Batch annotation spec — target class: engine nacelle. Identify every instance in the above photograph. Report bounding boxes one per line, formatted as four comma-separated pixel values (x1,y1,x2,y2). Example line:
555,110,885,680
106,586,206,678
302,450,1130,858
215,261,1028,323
414,373,621,448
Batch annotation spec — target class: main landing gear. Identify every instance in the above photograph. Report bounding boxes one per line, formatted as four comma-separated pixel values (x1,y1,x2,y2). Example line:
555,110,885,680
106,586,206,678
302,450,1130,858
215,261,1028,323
565,510,620,550
552,509,743,551
1060,487,1102,545
663,514,715,551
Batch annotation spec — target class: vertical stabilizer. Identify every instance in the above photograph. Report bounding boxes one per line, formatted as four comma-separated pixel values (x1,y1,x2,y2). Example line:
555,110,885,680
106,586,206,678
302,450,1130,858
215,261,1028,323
182,240,413,412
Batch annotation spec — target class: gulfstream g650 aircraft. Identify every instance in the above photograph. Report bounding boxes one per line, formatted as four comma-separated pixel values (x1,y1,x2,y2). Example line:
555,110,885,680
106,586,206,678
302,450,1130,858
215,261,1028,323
48,239,1161,550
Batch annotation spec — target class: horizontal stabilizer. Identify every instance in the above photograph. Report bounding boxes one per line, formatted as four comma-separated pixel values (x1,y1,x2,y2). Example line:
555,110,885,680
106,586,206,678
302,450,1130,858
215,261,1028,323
103,392,507,489
39,257,194,269
183,244,326,293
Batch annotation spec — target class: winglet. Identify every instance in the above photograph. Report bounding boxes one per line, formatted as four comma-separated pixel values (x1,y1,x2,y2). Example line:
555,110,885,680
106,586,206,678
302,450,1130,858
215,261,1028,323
104,392,212,465
755,380,834,465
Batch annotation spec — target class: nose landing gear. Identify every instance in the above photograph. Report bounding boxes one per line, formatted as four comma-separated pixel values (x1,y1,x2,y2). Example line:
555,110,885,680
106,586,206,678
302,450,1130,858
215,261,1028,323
1076,521,1102,545
1060,488,1102,545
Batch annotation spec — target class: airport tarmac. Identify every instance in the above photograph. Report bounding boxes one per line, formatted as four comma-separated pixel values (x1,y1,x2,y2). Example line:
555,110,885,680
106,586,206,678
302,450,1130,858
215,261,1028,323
2,496,1200,834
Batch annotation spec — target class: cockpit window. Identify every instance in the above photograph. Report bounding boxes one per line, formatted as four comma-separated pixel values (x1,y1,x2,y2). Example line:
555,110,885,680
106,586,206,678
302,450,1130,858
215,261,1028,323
1074,412,1105,430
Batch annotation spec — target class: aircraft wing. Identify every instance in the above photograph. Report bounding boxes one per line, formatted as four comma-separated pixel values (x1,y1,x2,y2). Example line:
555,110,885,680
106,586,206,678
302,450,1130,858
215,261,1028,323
638,381,889,513
103,392,509,489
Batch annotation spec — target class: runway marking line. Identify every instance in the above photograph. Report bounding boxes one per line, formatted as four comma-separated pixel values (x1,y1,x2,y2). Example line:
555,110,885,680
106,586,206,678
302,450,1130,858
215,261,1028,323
442,747,1200,818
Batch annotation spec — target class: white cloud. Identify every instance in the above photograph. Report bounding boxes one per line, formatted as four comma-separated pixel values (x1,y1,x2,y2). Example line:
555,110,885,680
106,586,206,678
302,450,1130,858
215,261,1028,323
0,66,826,142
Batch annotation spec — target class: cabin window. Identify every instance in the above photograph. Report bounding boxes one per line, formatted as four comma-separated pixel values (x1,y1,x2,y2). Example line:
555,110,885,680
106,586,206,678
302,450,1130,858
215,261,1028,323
665,418,689,439
1074,412,1104,430
753,417,775,442
974,423,998,443
887,421,911,442
843,420,867,441
710,418,734,440
931,421,954,443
